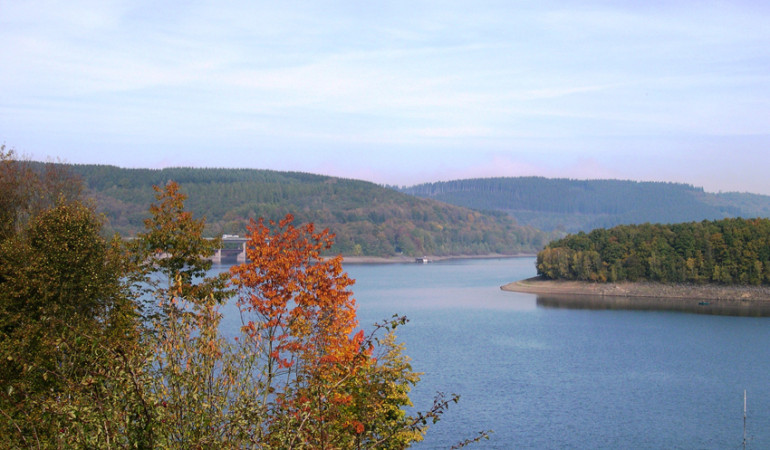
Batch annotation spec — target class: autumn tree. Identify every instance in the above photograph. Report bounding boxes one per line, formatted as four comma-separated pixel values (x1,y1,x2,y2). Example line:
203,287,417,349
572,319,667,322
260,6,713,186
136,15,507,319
138,188,465,447
231,214,364,446
230,214,477,448
128,184,468,447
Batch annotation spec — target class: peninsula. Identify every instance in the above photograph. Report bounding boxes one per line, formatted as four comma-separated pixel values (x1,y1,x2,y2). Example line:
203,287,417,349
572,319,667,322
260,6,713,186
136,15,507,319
502,217,770,312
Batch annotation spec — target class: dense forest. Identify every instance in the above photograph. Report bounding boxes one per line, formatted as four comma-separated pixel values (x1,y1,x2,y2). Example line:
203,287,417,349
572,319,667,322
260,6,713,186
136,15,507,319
55,164,554,257
536,218,770,285
401,177,770,232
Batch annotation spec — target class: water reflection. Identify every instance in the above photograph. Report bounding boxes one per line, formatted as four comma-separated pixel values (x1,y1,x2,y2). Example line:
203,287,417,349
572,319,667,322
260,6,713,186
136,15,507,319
536,293,770,317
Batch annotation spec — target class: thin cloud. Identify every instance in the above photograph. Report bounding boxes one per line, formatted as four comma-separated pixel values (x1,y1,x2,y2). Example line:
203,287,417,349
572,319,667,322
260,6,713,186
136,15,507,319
2,1,770,194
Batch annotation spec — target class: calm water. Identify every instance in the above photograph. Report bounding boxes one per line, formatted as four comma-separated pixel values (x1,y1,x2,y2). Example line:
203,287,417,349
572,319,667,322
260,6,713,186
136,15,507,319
217,257,770,449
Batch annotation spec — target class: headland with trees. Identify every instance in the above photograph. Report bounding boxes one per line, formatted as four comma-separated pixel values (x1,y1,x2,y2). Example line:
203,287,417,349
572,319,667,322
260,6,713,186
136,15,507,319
503,218,770,304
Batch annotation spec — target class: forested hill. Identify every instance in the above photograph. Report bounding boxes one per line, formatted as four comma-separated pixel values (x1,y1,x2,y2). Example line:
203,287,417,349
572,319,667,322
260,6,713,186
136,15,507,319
400,177,770,233
537,218,770,285
60,164,554,257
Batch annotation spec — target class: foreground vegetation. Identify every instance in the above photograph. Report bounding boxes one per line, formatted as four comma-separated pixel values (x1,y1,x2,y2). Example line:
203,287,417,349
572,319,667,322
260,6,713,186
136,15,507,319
537,218,770,284
58,163,553,257
1,148,487,448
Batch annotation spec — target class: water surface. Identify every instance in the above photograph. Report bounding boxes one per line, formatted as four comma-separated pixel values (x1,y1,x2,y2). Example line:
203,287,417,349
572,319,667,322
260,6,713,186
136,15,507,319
219,257,770,449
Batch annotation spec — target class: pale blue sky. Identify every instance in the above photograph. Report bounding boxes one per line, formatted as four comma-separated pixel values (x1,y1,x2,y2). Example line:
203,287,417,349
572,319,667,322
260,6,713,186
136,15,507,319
2,1,769,193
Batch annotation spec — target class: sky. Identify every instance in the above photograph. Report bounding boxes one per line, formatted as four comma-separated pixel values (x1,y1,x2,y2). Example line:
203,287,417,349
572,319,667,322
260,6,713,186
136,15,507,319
2,1,769,194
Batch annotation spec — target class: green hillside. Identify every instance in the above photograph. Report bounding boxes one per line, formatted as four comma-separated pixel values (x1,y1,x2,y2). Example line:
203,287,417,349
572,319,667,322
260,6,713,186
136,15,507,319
60,164,553,257
401,177,770,232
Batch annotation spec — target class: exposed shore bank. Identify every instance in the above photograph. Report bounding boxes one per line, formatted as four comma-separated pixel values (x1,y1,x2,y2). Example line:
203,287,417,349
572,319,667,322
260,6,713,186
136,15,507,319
502,277,770,302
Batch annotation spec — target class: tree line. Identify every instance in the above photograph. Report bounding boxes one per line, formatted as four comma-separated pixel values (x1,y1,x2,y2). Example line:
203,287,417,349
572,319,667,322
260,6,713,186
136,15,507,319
536,218,770,285
1,148,489,448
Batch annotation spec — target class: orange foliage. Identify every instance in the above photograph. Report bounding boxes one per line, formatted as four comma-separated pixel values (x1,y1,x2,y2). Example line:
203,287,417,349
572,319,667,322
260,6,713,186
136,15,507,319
231,214,365,370
230,214,374,445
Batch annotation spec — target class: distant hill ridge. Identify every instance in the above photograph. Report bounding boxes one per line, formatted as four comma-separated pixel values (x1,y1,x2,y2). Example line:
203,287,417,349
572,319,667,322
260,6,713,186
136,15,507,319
58,164,554,258
400,177,770,232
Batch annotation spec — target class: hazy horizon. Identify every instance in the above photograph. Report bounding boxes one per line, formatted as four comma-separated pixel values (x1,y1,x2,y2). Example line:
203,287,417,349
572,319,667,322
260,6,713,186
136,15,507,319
3,1,769,194
15,156,769,197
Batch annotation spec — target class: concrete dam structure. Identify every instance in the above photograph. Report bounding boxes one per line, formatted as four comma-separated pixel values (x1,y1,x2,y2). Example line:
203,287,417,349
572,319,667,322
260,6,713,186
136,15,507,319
210,235,248,264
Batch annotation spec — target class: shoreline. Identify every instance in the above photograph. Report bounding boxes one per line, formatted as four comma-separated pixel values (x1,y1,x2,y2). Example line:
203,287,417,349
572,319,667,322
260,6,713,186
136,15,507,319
215,253,536,266
338,253,536,264
501,276,770,302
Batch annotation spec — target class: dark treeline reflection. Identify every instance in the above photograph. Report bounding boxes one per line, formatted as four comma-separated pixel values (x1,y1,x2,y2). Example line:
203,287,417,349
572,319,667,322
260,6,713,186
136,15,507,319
536,294,770,317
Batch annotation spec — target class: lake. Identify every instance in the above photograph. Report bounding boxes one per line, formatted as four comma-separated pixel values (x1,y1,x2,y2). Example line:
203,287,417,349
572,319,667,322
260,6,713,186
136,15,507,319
217,257,770,449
